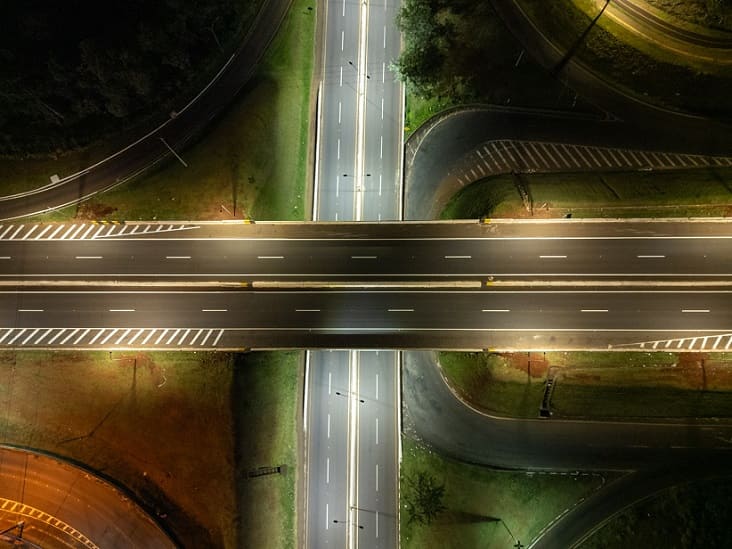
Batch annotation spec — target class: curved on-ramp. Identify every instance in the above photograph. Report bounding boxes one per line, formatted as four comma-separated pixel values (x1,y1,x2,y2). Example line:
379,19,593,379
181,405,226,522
0,446,175,548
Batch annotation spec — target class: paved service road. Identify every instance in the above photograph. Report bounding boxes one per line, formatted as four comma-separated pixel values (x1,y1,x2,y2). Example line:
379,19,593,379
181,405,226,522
0,447,173,548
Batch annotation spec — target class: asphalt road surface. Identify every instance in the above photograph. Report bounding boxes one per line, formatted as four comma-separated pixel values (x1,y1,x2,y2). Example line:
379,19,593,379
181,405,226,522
0,447,173,548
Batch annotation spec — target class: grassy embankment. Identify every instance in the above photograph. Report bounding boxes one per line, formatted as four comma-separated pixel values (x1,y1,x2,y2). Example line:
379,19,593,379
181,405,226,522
0,0,264,192
518,0,732,116
400,437,607,548
439,350,732,420
580,476,732,548
0,1,315,547
403,1,593,136
20,0,314,222
440,169,732,219
646,0,732,31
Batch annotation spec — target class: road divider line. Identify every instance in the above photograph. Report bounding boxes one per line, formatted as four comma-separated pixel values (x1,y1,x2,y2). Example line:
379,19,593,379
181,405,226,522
296,309,321,312
482,309,510,312
17,309,43,312
165,255,191,260
253,281,481,288
682,309,710,313
445,255,472,259
351,255,377,259
388,308,414,312
581,309,609,313
75,255,103,260
539,255,567,259
257,255,284,260
202,309,228,312
637,255,666,258
109,308,135,312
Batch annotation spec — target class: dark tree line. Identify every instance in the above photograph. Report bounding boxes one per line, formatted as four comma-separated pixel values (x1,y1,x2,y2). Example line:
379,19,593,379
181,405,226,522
0,0,259,155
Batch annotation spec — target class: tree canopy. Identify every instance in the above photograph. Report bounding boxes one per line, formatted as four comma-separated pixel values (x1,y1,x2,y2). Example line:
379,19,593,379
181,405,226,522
0,0,260,154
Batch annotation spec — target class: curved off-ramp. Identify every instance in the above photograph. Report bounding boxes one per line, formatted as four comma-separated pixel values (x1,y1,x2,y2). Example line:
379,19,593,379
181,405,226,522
0,446,175,548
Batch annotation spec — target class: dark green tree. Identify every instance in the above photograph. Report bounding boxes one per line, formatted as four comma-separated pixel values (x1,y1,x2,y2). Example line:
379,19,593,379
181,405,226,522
403,470,446,526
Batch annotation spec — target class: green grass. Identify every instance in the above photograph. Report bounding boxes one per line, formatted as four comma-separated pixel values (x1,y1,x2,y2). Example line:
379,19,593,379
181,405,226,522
17,0,315,223
580,476,732,548
0,351,235,547
441,169,732,219
234,351,301,549
646,0,732,32
405,95,457,138
401,437,607,549
518,0,732,117
438,352,545,418
438,352,732,420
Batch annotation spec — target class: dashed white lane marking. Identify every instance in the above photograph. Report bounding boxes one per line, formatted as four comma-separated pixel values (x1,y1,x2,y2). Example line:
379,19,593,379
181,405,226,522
166,329,182,345
17,309,43,312
22,329,40,345
326,503,329,530
581,309,609,313
327,413,331,439
200,329,214,346
89,330,106,345
202,308,227,312
189,329,205,346
482,309,510,312
0,256,10,260
375,373,379,400
80,225,95,239
375,417,379,445
109,308,135,312
141,329,156,345
47,329,66,345
34,226,52,239
375,463,379,492
155,329,169,345
115,328,132,345
166,255,191,260
681,309,710,313
61,329,80,345
296,309,321,312
539,255,567,259
341,30,344,51
445,255,472,259
637,255,666,258
35,328,54,345
100,329,118,345
128,328,144,345
257,255,284,259
70,225,87,239
388,308,414,312
178,328,192,345
351,255,377,259
338,101,342,124
326,456,330,484
75,256,103,260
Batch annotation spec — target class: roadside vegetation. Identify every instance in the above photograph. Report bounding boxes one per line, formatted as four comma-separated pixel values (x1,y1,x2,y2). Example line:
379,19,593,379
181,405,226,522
580,476,732,548
234,351,301,549
0,0,262,155
400,436,607,548
646,0,732,31
0,2,313,545
395,0,595,135
518,0,732,117
0,351,234,547
22,0,314,223
440,168,732,220
437,352,732,420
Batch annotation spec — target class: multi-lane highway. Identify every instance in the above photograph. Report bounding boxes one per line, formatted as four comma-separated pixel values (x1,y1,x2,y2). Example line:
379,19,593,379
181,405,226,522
0,221,729,353
309,0,403,547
